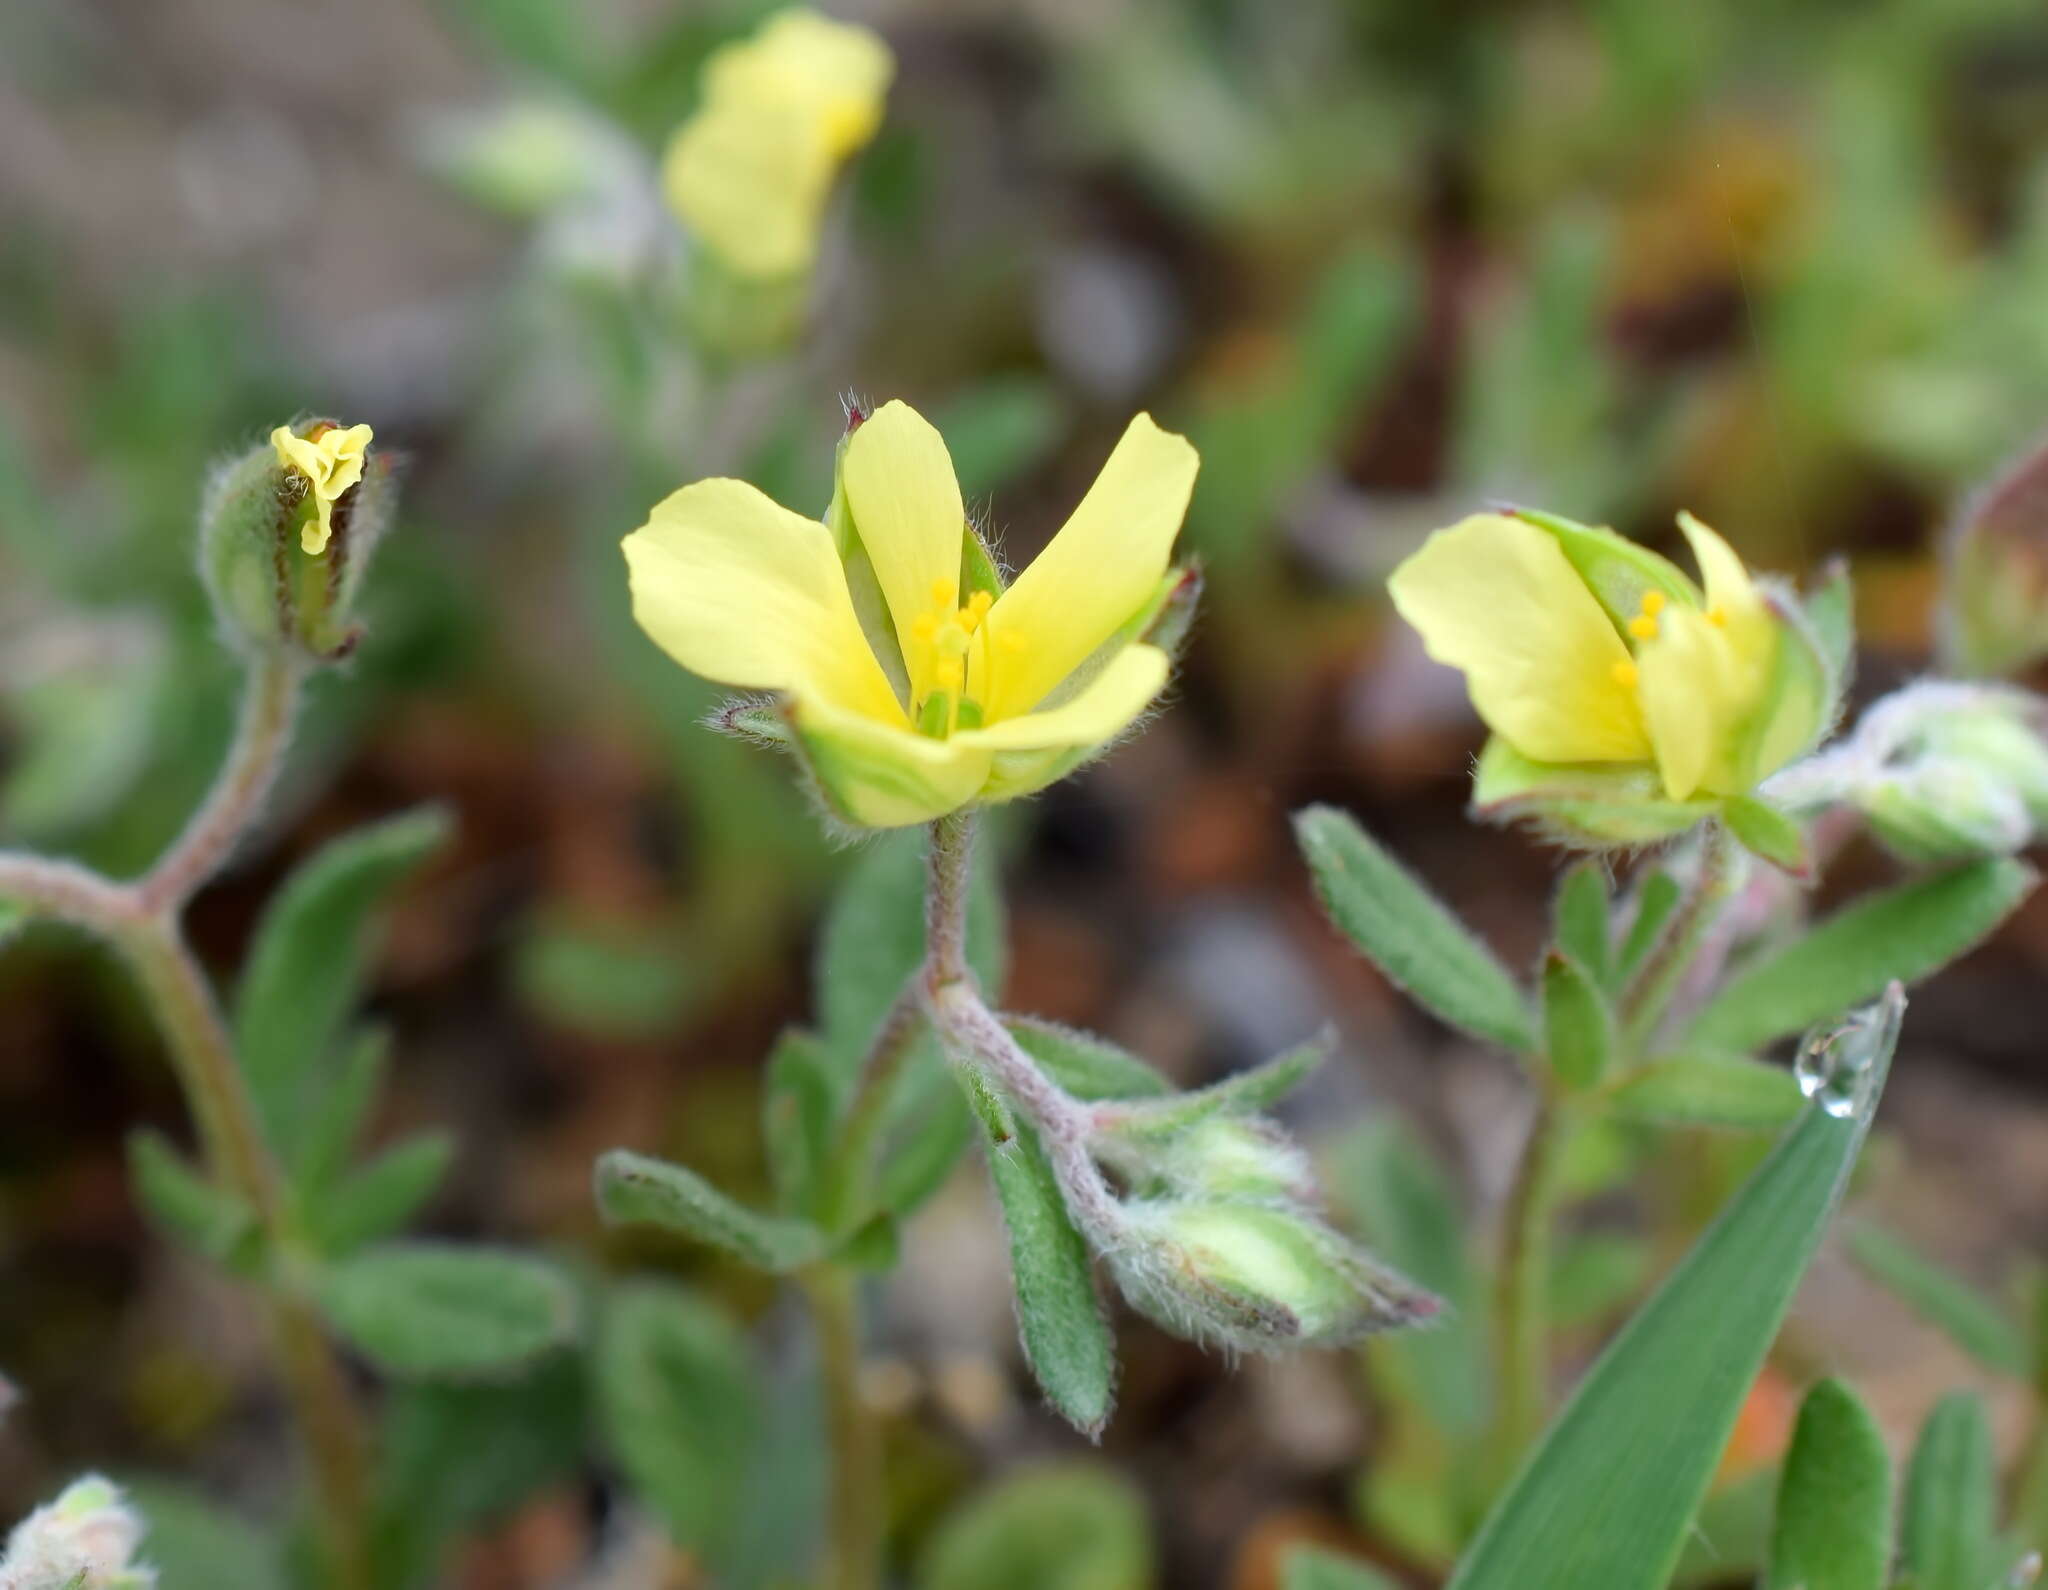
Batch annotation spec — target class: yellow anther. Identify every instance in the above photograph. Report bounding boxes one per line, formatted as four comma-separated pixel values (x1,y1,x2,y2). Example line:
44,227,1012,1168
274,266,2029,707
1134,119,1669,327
934,658,964,690
934,621,970,657
1707,605,1728,628
1611,659,1640,688
968,588,994,615
929,577,952,607
911,613,938,641
1628,614,1659,641
1640,590,1667,618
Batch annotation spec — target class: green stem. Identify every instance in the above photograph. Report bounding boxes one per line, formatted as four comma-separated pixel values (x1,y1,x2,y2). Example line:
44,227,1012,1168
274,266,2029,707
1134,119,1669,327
1619,823,1737,1054
820,984,925,1231
1493,1101,1566,1463
803,1264,882,1590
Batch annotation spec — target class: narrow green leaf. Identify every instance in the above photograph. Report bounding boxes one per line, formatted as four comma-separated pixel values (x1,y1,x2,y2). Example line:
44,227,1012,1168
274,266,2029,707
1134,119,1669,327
1553,861,1611,986
1282,1546,1399,1590
1294,806,1535,1053
1847,1225,2028,1377
1690,860,2033,1052
1093,1032,1330,1138
1444,990,1900,1590
1604,1055,1804,1131
1766,1378,1893,1590
317,1243,578,1379
306,1133,456,1257
1803,560,1856,695
233,807,451,1156
290,1026,391,1194
875,1079,976,1218
127,1130,260,1271
1007,1019,1171,1100
986,1124,1115,1438
1541,952,1614,1091
596,1281,763,1573
1547,1233,1650,1329
761,1027,835,1216
1616,870,1682,984
919,1461,1153,1590
1902,1392,1997,1590
1724,795,1812,877
594,1149,825,1272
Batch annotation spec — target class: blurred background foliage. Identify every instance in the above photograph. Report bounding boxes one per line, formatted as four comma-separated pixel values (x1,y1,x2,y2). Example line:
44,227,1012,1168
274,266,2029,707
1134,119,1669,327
4,0,2048,1584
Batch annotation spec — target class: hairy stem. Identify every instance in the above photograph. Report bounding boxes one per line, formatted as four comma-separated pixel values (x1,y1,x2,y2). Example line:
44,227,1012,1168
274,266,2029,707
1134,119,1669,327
1620,823,1737,1054
923,810,975,988
803,1264,882,1590
1493,1101,1566,1464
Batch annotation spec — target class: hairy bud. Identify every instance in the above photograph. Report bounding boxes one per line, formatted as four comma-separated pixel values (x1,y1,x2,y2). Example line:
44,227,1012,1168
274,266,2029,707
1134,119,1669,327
1861,762,2032,864
1095,1116,1316,1206
1,1474,154,1590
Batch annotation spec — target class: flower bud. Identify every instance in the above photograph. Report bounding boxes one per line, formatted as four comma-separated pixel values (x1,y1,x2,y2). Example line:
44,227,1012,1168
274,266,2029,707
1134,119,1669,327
199,420,393,661
1104,1201,1438,1353
1095,1117,1316,1206
1,1474,154,1590
1859,761,2032,865
1914,707,2048,827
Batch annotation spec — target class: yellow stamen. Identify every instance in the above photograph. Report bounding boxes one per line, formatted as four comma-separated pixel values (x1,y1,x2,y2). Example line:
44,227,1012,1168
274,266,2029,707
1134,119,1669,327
934,658,964,690
1640,590,1667,618
929,576,952,607
1611,659,1640,688
1628,614,1658,641
912,613,938,640
1707,605,1728,628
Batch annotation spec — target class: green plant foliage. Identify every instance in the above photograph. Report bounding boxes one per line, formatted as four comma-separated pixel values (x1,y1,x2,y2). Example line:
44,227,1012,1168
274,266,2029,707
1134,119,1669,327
594,1149,825,1272
1541,951,1614,1091
304,1133,456,1257
232,806,452,1155
1007,1019,1171,1099
1444,996,1895,1590
919,1461,1153,1590
1688,860,2034,1052
1280,1545,1399,1590
1604,1055,1805,1131
315,1243,578,1379
1552,862,1611,986
1900,1392,1998,1590
761,1027,838,1216
1615,871,1683,985
119,1480,287,1590
1846,1225,2029,1378
1295,806,1536,1053
126,1129,259,1271
1766,1378,1893,1590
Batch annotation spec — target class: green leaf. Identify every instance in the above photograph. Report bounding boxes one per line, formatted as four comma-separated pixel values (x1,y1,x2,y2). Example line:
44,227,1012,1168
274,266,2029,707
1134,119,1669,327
316,1243,578,1379
594,1149,825,1271
233,807,451,1156
1723,795,1812,877
1846,1225,2028,1377
306,1133,455,1257
1547,1233,1650,1329
875,1078,976,1218
919,1460,1153,1590
1092,1032,1331,1138
596,1281,763,1573
1901,1392,1997,1590
1294,806,1535,1053
986,1124,1114,1438
761,1027,836,1216
1802,560,1856,695
1007,1019,1171,1100
1541,952,1614,1091
1553,861,1611,986
1766,1378,1893,1590
1616,870,1682,984
1443,990,1900,1590
1604,1055,1804,1130
372,1353,585,1590
126,1130,260,1271
0,895,29,950
1281,1546,1399,1590
119,1480,286,1590
290,1026,390,1194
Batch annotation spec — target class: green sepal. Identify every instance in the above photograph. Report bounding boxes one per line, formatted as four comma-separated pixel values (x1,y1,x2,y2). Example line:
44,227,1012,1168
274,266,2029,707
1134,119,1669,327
1472,739,1717,848
593,1149,825,1272
1766,1377,1893,1590
1723,794,1812,877
1507,506,1701,629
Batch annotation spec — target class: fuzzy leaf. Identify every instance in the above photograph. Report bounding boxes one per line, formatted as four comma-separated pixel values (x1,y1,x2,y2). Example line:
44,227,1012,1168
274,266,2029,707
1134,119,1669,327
1282,1547,1399,1590
1846,1225,2028,1377
127,1130,260,1272
234,807,451,1157
596,1281,763,1572
1604,1055,1804,1131
306,1133,455,1257
317,1243,577,1379
919,1461,1153,1590
1007,1019,1171,1100
1541,952,1614,1091
986,1124,1115,1438
761,1027,835,1216
594,1149,824,1272
289,1026,391,1194
1766,1377,1893,1590
1553,861,1611,986
1295,806,1534,1053
1616,870,1682,984
1688,860,2033,1052
1723,795,1811,877
1443,991,1897,1590
1901,1392,1997,1590
1094,1032,1330,1138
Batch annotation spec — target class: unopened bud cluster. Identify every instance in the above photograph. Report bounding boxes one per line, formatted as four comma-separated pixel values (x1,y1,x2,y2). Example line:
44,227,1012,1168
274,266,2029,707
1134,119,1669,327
200,419,392,661
1852,690,2047,864
0,1476,154,1590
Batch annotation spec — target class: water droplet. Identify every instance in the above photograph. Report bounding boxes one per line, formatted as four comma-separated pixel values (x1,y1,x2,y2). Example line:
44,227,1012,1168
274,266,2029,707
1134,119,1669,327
1793,983,1907,1120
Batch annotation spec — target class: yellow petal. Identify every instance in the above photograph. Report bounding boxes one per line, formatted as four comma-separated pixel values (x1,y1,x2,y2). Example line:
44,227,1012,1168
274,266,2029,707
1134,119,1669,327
1676,512,1764,629
956,644,1169,752
981,414,1197,723
1389,513,1651,764
840,401,966,686
1636,606,1744,800
623,478,904,725
794,691,990,828
703,11,893,158
664,99,832,278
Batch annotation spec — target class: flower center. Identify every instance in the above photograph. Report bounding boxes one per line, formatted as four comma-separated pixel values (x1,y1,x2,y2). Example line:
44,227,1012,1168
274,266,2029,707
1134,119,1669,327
908,580,1015,737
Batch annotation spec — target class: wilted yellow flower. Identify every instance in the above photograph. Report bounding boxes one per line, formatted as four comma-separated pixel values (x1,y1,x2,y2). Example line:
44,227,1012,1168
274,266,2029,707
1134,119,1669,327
1389,508,1838,846
662,10,893,280
624,400,1199,828
270,422,373,554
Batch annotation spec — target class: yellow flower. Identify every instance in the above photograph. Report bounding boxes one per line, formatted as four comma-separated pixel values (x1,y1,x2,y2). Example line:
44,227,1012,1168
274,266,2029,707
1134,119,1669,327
270,422,373,555
661,10,893,280
624,400,1199,828
1388,508,1838,845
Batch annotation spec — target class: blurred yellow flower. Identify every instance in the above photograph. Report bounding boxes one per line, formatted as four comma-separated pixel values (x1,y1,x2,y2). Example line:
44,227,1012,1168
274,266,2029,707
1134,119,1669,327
624,400,1199,828
1390,509,1830,809
270,422,373,555
662,9,893,280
